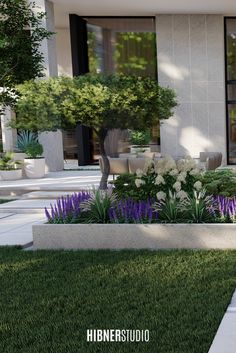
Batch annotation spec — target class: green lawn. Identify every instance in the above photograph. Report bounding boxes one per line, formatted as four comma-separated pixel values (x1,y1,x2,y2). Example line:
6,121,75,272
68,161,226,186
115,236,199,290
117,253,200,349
0,248,236,353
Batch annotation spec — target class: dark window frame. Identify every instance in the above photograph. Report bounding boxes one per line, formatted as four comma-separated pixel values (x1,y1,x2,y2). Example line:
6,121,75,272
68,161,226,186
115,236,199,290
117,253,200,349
224,17,236,165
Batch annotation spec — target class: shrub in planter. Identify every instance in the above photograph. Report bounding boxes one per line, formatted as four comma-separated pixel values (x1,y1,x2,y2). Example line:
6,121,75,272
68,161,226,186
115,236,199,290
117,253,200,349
108,198,158,224
0,152,22,180
45,190,159,224
45,189,236,224
114,156,203,201
130,130,151,153
24,141,45,179
153,190,217,223
201,169,236,197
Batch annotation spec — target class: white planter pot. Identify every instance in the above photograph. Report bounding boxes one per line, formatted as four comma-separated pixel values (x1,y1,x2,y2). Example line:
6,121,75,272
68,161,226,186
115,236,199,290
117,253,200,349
13,153,27,178
0,169,22,181
13,152,27,161
130,146,151,154
24,158,45,179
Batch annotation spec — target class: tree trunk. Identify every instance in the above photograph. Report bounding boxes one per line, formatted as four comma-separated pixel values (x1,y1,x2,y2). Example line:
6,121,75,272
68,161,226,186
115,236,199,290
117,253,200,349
98,129,110,190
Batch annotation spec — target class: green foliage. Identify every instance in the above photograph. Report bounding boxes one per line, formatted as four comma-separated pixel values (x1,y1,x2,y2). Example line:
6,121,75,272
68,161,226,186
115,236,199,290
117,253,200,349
16,130,38,152
153,191,186,223
201,169,236,197
153,190,216,223
13,74,177,132
24,141,43,159
130,130,151,146
114,157,202,201
0,141,3,153
0,152,21,170
0,0,52,110
80,188,116,223
113,173,137,199
184,191,216,223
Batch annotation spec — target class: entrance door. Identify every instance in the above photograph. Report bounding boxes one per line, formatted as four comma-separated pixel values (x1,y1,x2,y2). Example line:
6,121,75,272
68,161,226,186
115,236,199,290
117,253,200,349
68,14,93,166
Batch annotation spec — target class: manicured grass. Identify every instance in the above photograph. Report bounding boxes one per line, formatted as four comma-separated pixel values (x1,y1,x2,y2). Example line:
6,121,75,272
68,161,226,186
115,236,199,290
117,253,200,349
0,248,236,353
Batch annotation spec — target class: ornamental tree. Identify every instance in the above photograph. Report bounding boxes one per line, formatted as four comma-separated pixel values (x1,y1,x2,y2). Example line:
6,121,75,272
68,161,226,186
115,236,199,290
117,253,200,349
12,74,177,189
0,0,52,111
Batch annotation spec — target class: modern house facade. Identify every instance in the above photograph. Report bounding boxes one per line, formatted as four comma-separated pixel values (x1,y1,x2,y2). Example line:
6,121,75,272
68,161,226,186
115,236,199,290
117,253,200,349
1,0,236,171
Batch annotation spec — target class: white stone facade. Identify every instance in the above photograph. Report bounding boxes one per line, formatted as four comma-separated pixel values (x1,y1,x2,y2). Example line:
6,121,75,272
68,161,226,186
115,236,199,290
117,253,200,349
156,15,227,163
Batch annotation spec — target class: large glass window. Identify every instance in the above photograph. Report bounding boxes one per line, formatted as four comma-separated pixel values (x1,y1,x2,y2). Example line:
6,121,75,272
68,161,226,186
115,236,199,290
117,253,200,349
86,17,157,77
225,18,236,164
86,17,158,159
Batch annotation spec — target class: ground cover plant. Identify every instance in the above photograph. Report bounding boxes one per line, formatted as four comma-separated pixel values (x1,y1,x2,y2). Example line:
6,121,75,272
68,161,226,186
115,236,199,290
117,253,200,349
0,247,236,353
200,169,236,197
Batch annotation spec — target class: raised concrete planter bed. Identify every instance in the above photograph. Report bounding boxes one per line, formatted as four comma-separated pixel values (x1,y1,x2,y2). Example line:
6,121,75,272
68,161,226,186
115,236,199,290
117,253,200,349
33,223,236,250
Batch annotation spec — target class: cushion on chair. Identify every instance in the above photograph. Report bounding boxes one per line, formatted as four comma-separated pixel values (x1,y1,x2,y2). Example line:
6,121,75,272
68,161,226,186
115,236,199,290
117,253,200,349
128,158,147,173
108,158,129,175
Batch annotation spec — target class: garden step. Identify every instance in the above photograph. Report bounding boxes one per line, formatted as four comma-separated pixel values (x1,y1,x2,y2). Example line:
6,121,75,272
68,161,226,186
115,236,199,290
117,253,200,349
21,191,77,199
0,199,54,214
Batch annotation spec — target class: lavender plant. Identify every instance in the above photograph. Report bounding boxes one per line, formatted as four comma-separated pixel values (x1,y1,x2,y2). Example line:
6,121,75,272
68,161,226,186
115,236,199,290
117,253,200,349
108,199,158,224
45,191,91,224
215,195,236,222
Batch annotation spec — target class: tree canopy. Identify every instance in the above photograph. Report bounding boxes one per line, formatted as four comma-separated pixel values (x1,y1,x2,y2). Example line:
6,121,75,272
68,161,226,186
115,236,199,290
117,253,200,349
0,0,52,110
12,73,177,188
13,74,177,132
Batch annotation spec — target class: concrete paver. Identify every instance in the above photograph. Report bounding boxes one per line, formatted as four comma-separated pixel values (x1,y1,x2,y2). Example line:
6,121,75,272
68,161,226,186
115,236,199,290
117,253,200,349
0,214,44,246
208,290,236,353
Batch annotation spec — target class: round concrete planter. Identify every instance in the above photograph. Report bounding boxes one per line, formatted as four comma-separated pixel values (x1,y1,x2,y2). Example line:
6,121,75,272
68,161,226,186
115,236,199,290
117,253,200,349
24,158,45,179
130,146,151,154
0,169,22,180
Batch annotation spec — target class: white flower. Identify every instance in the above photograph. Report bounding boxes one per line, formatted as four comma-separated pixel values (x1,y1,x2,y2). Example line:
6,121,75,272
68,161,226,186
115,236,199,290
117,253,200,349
143,158,154,173
173,181,181,192
176,190,188,200
154,156,176,175
135,178,145,188
156,191,166,201
177,157,196,172
169,168,178,176
155,175,165,185
177,171,187,183
189,168,200,176
194,181,202,191
136,168,143,177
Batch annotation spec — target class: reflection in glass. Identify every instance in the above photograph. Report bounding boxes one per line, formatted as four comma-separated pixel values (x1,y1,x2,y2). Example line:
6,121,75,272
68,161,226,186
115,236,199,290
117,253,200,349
86,17,159,158
87,18,157,78
226,19,236,81
228,105,236,163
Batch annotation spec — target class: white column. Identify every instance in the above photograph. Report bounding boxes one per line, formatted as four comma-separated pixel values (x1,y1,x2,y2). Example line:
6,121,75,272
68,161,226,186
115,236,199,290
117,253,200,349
0,107,17,152
33,0,64,171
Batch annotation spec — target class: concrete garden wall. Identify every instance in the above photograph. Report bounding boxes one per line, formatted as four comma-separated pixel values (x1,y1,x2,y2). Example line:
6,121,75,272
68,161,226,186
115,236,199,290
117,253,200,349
33,224,236,250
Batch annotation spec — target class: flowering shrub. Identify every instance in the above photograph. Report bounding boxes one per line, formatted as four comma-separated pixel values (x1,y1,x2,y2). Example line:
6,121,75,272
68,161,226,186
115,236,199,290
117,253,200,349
45,190,236,224
45,191,158,224
134,156,203,201
45,191,91,224
108,199,158,224
215,195,236,222
153,190,216,223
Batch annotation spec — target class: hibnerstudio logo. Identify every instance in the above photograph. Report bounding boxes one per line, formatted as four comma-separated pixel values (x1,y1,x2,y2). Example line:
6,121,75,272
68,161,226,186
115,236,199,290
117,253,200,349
87,329,150,342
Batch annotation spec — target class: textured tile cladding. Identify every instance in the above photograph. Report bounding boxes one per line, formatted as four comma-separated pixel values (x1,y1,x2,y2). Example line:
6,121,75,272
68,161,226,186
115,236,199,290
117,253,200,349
156,15,226,163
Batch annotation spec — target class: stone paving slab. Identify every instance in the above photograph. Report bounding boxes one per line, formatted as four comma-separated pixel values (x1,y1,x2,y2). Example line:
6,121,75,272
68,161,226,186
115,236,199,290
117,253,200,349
21,191,77,199
0,199,56,213
208,289,236,353
0,213,14,219
0,214,44,246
